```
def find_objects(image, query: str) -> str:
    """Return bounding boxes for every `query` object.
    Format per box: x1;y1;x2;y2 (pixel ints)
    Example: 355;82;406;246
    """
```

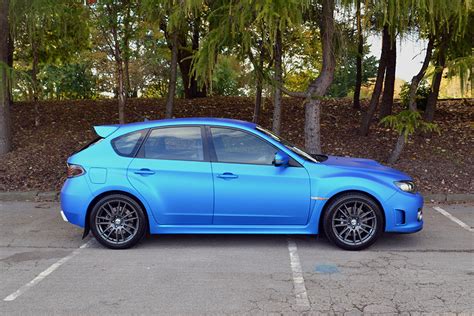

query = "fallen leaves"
0;97;472;194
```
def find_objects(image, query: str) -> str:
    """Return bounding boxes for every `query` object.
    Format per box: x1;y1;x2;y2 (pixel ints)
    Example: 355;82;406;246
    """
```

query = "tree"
379;32;396;118
143;0;202;117
90;0;135;124
359;24;389;136
381;0;470;163
352;0;363;109
272;27;283;134
0;0;12;155
278;0;336;154
424;12;473;122
11;0;89;125
382;38;435;163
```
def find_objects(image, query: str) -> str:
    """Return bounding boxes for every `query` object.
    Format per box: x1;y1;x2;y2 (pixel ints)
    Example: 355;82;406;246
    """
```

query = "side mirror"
273;151;289;167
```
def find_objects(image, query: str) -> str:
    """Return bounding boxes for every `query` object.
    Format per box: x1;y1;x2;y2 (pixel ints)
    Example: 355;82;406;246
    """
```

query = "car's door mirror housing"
273;151;290;167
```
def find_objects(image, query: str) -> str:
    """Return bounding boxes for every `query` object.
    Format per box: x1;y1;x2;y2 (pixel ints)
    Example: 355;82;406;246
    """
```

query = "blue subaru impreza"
60;118;423;250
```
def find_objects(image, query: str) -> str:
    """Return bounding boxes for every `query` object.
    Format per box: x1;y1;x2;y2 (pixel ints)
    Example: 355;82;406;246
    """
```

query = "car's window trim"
135;125;209;162
205;125;302;167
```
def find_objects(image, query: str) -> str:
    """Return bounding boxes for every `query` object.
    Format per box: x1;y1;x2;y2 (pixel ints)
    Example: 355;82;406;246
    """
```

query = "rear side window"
112;130;146;157
140;127;204;161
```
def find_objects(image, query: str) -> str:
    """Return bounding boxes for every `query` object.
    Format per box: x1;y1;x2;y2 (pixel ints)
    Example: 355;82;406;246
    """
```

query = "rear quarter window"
111;130;147;157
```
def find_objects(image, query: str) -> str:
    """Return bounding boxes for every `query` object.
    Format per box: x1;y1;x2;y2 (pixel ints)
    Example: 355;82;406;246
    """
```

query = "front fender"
307;174;397;233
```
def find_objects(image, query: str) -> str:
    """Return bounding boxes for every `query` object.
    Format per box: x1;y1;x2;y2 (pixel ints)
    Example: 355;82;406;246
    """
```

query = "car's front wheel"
90;194;146;249
323;193;384;250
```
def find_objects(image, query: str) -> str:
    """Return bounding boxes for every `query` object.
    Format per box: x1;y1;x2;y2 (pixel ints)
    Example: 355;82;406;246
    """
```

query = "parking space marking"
433;206;474;233
287;238;310;310
3;241;91;302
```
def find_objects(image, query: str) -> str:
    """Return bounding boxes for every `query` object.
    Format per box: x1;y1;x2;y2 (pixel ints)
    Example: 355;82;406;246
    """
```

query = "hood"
321;155;410;179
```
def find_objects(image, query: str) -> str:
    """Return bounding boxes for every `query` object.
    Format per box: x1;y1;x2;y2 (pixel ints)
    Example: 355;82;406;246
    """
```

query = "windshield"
256;126;326;163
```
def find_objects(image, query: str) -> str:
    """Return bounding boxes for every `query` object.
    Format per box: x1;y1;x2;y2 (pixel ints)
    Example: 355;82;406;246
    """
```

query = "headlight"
394;180;416;193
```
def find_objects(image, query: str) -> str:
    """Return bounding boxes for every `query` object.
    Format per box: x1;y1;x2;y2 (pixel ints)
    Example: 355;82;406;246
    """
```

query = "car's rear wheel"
323;193;383;250
90;194;146;249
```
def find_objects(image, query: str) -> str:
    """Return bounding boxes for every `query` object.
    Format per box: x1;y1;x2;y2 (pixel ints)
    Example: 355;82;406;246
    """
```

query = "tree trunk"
387;133;405;164
272;28;282;134
305;98;322;154
7;32;13;104
359;25;389;136
165;31;178;119
253;38;265;123
380;37;396;117
407;38;434;111
0;0;11;155
177;17;207;99
424;47;446;122
352;0;363;110
124;55;131;98
304;0;335;154
386;39;434;163
111;21;126;124
32;38;40;127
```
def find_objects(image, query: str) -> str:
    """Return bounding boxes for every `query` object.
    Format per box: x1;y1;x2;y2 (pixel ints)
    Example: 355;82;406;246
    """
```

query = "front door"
209;127;311;225
127;126;214;225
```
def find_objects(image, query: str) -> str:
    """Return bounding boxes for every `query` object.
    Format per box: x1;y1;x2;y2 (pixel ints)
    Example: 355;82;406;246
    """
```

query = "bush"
399;81;431;111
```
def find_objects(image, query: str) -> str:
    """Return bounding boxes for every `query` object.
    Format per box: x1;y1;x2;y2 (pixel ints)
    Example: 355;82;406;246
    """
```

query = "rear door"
127;126;214;225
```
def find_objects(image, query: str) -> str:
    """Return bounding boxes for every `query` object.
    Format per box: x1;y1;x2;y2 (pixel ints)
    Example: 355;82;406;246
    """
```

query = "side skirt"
149;225;317;235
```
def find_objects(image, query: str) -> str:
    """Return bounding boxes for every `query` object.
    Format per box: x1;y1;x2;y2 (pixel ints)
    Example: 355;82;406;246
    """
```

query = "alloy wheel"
95;200;140;245
331;200;377;246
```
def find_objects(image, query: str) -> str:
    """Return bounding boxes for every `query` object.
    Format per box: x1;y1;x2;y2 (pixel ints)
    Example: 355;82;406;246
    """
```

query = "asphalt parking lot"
0;201;473;315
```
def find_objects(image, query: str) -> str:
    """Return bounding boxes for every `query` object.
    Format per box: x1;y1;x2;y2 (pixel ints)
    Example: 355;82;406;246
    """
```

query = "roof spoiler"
93;125;119;138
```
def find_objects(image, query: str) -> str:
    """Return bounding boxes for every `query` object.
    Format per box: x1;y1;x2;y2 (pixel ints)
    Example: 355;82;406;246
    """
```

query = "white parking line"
287;238;310;310
3;241;91;302
433;206;473;233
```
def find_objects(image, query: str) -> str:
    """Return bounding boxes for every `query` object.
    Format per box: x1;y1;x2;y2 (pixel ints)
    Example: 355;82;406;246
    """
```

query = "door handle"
134;168;155;176
217;172;239;179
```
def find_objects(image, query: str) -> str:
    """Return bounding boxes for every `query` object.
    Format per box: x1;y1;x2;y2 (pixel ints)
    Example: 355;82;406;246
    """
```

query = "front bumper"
384;191;424;233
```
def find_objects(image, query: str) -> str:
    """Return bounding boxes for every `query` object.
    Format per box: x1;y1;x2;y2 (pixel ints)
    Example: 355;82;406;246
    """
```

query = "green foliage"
399;81;431;111
11;0;90;64
328;55;378;98
192;0;307;87
211;56;243;96
40;64;96;100
380;110;439;141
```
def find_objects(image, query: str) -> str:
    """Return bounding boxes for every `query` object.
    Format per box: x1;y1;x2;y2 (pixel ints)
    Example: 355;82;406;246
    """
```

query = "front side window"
112;131;146;157
141;126;204;161
210;127;277;165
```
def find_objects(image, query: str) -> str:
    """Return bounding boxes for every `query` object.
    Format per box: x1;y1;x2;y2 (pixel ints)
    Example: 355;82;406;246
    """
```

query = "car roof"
111;117;257;135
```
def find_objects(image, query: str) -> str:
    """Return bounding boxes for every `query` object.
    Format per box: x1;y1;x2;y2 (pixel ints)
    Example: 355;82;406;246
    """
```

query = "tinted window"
112;131;145;157
211;127;277;165
142;127;204;161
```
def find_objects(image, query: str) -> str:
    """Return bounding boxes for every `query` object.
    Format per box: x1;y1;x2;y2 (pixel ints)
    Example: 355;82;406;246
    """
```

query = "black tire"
90;194;147;249
323;193;384;250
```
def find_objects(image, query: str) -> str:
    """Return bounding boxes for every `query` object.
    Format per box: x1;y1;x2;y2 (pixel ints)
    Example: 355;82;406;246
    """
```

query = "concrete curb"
423;193;474;203
0;191;59;202
0;191;472;203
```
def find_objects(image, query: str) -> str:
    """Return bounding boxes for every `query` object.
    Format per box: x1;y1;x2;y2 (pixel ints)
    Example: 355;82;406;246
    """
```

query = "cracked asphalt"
0;201;473;315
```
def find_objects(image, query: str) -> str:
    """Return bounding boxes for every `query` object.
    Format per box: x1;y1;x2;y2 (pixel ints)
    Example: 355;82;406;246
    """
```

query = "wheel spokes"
332;200;377;245
96;200;139;244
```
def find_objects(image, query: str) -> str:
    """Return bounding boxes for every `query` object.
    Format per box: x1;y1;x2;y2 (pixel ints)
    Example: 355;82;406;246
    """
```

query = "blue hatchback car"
61;118;423;250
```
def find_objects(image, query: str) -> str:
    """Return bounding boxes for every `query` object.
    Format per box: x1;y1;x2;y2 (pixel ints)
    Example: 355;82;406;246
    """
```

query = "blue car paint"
60;118;423;236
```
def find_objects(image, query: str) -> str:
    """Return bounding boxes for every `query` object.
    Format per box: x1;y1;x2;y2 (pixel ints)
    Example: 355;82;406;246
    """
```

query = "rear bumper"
60;176;93;228
384;191;423;233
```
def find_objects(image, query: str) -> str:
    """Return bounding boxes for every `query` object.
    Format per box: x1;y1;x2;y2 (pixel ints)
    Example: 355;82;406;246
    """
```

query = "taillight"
67;164;85;178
